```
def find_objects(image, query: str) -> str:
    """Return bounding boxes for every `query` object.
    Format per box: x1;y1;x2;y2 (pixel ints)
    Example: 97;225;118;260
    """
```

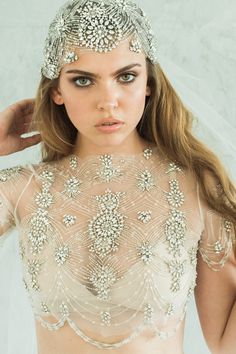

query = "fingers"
19;134;42;151
7;98;35;120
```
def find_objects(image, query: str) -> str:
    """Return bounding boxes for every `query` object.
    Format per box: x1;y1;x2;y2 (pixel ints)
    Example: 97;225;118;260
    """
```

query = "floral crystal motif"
137;169;155;192
64;51;78;64
138;210;152;224
96;155;121;182
89;264;117;301
166;162;182;174
35;190;53;209
88;189;125;257
144;303;154;325
166;179;184;208
69;156;78;170
143;148;153;160
55;245;70;265
214;240;224;254
28;259;42;291
164;209;186;256
64;176;81;198
0;166;22;182
137;241;154;265
63;214;77;227
28;209;50;255
168;261;186;293
101;310;111;326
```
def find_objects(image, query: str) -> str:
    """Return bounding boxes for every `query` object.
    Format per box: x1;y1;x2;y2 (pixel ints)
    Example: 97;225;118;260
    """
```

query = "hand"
0;99;41;156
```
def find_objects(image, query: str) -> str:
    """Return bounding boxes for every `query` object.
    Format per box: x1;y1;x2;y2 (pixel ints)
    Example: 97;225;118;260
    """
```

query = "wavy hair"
32;60;236;254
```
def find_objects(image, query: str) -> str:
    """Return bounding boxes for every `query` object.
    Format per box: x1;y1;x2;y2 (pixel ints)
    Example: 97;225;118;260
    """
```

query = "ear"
51;87;64;105
146;85;151;96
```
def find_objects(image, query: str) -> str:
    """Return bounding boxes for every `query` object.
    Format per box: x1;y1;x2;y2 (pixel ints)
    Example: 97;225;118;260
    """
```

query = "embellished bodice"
0;148;232;349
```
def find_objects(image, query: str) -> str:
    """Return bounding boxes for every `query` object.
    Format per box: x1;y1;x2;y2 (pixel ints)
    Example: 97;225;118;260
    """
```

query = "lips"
95;118;124;127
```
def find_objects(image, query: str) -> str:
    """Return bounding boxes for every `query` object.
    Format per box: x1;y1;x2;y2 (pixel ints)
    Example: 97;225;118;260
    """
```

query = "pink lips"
95;118;124;134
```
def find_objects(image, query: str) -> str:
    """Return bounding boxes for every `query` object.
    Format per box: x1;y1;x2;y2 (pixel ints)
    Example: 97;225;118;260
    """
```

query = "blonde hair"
33;60;236;254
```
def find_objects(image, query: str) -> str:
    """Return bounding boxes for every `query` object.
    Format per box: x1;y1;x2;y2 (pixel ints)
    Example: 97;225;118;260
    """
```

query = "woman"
0;0;235;353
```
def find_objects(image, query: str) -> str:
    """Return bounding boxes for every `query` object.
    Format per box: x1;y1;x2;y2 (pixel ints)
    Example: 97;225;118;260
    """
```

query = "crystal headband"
41;0;158;79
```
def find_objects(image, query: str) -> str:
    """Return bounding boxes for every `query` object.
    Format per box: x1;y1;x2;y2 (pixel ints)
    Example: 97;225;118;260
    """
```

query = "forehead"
61;38;147;74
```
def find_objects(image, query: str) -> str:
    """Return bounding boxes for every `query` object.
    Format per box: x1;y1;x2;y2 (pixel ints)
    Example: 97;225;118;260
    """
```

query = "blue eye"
73;77;92;87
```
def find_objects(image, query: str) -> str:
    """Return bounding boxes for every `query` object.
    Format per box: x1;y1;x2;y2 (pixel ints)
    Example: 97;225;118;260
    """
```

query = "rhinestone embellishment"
28;209;50;254
144;304;154;325
88;190;125;257
143;148;153;160
164;209;186;256
96;155;121;182
69;156;78;170
0;166;22;182
138;210;152;224
166;180;184;208
166;162;182;174
55;245;70;265
137;169;155;191
168;261;186;293
28;260;41;291
64;176;81;198
137;241;154;265
63;214;77;227
101;311;111;326
89;264;117;301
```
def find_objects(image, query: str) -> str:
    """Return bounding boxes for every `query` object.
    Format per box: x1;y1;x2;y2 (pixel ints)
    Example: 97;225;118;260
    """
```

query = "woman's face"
52;38;151;156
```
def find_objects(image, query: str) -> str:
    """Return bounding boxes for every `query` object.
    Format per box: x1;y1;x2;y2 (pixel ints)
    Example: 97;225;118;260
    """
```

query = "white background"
0;1;236;353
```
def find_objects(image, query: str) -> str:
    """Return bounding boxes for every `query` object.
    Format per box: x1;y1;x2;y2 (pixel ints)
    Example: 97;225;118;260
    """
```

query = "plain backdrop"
0;1;236;353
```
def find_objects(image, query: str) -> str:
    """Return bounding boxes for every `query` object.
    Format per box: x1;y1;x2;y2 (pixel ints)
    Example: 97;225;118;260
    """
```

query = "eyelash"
71;72;137;88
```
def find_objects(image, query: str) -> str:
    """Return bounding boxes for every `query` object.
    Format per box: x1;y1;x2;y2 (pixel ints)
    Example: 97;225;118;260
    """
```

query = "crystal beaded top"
0;148;232;349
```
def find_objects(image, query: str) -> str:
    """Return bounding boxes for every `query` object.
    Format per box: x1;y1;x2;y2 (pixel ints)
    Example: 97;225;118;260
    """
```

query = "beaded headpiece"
41;0;158;79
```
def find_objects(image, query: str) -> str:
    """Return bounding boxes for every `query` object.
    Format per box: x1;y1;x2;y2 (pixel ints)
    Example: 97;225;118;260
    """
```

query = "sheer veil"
0;1;235;353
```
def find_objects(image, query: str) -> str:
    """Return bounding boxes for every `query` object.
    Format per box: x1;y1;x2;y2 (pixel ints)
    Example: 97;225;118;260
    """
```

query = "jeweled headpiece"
41;0;158;79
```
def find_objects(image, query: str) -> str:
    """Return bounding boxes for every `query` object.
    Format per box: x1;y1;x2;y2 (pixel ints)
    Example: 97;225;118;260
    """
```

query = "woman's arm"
195;250;236;354
0;99;41;156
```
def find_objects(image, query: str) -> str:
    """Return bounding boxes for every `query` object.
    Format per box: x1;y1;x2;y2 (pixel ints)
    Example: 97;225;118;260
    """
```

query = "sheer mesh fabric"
0;148;233;349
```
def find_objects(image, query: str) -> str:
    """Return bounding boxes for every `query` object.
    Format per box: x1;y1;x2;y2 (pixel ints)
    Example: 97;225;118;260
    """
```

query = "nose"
96;85;119;111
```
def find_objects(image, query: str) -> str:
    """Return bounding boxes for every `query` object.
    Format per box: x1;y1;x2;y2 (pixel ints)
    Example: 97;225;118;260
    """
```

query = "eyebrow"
65;63;142;77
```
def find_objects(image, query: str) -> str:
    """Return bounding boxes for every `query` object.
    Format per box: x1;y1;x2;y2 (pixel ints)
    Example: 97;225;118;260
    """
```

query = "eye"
119;73;136;83
72;77;93;87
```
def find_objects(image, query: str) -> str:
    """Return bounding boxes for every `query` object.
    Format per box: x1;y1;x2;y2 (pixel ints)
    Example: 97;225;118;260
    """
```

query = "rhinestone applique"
41;302;50;314
166;180;184;208
143;148;153;160
60;302;70;317
137;241;154;265
101;311;111;326
88;190;125;257
96;155;121;182
35;191;53;209
168;261;186;293
188;247;197;266
214;240;224;254
28;209;50;254
55;245;70;266
64;52;78;64
64;176;81;198
0;166;22;182
69;156;78;170
137;169;155;192
164;209;186;256
63;214;77;227
166;162;182;174
144;304;154;325
89;264;117;301
138;210;152;224
166;303;174;316
224;220;232;233
28;260;42;291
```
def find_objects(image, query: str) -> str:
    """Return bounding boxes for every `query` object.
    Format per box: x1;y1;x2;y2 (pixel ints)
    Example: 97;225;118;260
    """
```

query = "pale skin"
0;39;235;354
